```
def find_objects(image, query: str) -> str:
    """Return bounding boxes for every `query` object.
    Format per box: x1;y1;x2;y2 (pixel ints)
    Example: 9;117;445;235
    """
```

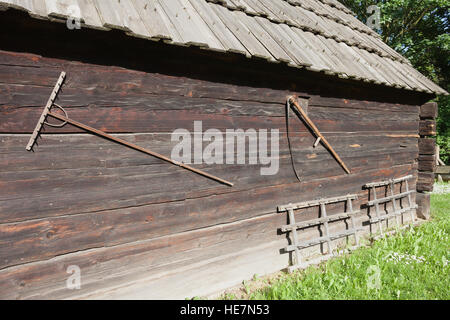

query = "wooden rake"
26;72;233;187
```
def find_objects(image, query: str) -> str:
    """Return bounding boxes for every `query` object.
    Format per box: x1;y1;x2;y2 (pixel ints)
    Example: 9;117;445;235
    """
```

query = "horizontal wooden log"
0;50;423;114
0;131;418;176
0;148;418;226
0;197;413;300
0;132;418;223
418;172;435;182
418;138;436;155
0;105;419;134
0;83;419;122
0;164;416;270
436;166;450;174
417;172;435;192
416;182;433;193
420;102;438;119
419;120;436;136
418;155;436;172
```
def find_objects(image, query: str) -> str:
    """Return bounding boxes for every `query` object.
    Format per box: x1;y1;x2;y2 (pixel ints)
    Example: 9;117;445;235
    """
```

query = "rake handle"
48;112;234;187
288;97;351;174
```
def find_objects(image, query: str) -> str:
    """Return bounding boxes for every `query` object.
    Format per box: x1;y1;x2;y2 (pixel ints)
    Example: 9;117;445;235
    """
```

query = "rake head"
26;72;66;151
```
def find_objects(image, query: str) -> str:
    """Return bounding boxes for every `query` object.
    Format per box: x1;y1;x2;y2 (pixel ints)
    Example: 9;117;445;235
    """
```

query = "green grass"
225;192;450;300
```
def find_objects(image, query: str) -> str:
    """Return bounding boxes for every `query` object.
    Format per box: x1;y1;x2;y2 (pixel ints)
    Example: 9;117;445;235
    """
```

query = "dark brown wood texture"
420;102;438;119
417;101;438;192
419;120;437;136
0;11;428;298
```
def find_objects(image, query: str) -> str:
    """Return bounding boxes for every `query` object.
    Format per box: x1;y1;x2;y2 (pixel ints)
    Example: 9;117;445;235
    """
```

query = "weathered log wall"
0;12;431;299
415;102;438;219
417;102;438;192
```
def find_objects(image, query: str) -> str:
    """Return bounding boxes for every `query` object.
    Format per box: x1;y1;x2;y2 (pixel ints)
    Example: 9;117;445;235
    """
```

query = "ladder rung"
364;175;414;188
285;228;362;252
281;210;361;232
278;194;358;212
370;205;418;223
367;190;415;206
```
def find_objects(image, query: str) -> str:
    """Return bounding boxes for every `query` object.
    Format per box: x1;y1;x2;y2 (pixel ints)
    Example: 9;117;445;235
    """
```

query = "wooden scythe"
287;96;351;174
26;72;234;187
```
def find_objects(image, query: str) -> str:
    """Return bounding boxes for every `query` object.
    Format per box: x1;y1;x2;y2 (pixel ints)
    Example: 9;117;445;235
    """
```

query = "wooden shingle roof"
1;0;447;95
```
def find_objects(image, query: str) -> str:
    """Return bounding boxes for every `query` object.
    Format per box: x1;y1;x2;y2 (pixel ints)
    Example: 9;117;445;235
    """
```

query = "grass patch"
223;192;449;300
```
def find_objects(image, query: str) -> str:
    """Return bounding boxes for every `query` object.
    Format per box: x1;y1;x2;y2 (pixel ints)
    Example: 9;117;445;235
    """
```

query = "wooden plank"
0;137;418;224
186;0;248;54
418;138;436;155
280;25;330;72
0;105;420;134
419;120;436;136
210;4;273;60
0;164;416;268
238;11;293;64
115;0;153;39
0;49;426;109
254;17;313;68
132;0;172;40
0;82;421;117
418;172;435;192
158;0;211;48
0;209;373;300
46;0;82;20
418;155;436;172
420;102;438;119
91;0;131;31
436;166;450;174
417;182;433;192
178;0;226;51
75;0;106;29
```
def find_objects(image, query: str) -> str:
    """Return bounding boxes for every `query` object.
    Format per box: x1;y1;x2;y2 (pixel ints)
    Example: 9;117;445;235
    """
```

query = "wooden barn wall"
0;11;432;299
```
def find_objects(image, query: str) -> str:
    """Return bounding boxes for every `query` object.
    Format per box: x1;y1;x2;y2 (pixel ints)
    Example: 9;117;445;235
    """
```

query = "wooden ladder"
365;175;417;237
278;194;361;273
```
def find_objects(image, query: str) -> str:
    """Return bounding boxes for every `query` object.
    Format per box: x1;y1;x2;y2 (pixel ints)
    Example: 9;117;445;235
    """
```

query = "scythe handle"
288;96;351;174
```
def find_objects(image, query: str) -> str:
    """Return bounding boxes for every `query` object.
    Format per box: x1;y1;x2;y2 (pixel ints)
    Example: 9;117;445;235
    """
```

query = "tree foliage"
339;0;450;163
